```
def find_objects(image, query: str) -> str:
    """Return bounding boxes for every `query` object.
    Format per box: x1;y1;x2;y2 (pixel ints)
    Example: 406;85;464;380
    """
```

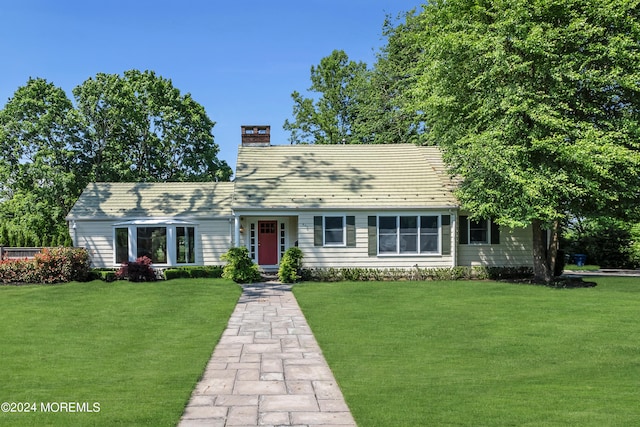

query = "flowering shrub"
0;247;91;284
116;256;156;282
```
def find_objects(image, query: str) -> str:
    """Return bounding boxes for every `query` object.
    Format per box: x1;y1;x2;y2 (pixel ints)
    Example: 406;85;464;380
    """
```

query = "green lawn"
564;264;601;271
294;277;640;426
0;279;241;426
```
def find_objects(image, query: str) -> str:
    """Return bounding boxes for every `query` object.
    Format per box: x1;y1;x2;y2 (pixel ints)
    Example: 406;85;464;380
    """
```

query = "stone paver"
179;282;357;427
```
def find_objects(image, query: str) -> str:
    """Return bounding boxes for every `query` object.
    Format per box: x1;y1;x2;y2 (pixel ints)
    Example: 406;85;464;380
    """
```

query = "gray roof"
67;182;235;220
232;144;458;210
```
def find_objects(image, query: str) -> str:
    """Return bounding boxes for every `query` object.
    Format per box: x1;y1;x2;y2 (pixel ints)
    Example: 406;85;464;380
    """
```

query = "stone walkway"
179;282;357;427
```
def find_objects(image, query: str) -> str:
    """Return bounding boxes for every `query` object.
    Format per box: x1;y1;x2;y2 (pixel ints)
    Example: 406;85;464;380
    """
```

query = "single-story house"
67;125;533;270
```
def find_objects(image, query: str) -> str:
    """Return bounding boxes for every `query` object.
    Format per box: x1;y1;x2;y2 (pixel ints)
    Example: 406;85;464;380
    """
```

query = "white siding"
73;218;233;268
298;211;455;269
457;224;533;267
73;220;114;268
199;219;235;265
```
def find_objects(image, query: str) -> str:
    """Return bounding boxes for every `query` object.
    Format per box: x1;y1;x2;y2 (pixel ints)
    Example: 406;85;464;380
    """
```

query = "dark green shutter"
441;215;451;255
346;216;356;247
368;216;377;256
459;215;468;244
314;216;323;246
491;220;500;244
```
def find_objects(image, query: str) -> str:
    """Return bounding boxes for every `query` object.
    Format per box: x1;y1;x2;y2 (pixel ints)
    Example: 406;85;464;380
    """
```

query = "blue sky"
0;0;422;174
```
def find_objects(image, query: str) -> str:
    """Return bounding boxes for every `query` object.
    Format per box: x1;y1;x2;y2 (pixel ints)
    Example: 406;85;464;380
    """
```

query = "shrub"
89;269;118;282
221;247;261;283
116;256;156;282
278;247;304;283
0;247;91;284
299;266;533;283
34;247;92;283
163;266;223;280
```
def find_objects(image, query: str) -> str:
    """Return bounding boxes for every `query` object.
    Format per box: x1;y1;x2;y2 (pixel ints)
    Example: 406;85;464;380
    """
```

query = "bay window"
114;221;197;265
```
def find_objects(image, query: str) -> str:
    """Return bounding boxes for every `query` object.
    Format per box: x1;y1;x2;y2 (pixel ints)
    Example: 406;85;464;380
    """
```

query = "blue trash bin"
573;254;586;267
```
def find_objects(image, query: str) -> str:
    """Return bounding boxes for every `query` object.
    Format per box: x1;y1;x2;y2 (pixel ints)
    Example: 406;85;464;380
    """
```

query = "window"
115;228;129;263
314;216;355;247
378;215;440;255
137;227;167;263
176;226;195;264
378;217;398;253
113;221;197;265
469;219;488;244
324;216;345;246
420;216;439;253
459;216;499;245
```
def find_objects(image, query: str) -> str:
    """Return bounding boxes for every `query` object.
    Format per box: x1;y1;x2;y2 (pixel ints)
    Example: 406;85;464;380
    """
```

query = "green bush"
300;266;532;282
163;266;223;280
0;247;91;284
563;217;639;268
221;247;261;283
278;247;304;283
87;269;119;282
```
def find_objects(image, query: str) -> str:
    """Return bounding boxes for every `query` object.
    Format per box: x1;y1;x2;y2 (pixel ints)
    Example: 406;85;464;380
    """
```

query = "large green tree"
73;69;231;182
350;10;425;144
284;50;368;144
0;78;81;245
409;0;640;281
0;70;232;246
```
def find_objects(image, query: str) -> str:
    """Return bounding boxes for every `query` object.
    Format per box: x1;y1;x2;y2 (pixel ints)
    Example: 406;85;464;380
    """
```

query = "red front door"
258;221;278;265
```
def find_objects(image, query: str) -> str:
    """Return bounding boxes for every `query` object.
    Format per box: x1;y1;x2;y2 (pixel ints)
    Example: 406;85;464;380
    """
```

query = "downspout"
233;214;241;247
451;212;457;267
70;220;77;247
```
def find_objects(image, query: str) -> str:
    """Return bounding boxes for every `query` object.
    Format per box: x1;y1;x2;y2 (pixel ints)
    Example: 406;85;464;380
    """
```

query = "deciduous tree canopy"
0;71;231;246
284;1;640;281
408;0;640;280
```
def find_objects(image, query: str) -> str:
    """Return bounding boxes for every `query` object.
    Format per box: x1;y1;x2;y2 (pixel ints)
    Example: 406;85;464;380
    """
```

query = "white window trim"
467;218;491;245
377;215;442;256
113;220;199;266
323;215;346;247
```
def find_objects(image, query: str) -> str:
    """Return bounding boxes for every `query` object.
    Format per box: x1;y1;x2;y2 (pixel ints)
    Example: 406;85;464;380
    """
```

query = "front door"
258;221;278;265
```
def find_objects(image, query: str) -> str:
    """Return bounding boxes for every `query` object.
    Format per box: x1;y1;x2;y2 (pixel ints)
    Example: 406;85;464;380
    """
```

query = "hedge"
0;247;91;284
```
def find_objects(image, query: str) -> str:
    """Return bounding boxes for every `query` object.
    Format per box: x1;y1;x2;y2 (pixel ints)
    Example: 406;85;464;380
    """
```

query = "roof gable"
233;144;457;209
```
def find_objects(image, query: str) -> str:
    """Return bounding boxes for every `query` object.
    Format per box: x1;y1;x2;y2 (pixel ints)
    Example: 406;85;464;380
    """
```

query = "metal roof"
66;182;235;220
232;144;458;210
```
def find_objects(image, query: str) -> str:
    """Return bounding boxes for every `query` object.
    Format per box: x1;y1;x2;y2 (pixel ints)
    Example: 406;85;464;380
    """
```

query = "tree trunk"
532;219;552;282
547;220;560;277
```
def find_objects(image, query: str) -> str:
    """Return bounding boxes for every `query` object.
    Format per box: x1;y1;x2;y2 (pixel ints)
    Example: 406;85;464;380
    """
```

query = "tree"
284;50;368;144
350;10;425;144
408;0;640;281
0;78;82;244
0;71;232;247
73;69;232;182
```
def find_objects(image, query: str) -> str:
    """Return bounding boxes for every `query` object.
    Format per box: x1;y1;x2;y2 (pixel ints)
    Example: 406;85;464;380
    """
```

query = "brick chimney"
241;125;270;146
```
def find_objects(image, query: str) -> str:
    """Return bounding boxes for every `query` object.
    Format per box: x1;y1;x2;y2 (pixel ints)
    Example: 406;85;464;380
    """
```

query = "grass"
0;279;241;426
294;277;640;426
564;264;601;271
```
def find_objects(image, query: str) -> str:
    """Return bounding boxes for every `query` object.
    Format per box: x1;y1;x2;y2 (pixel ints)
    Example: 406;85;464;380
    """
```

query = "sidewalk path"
179;282;357;427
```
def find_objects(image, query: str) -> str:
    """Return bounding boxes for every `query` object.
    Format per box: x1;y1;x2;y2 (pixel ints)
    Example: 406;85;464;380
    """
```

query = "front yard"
2;276;638;426
294;277;640;426
0;279;241;426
